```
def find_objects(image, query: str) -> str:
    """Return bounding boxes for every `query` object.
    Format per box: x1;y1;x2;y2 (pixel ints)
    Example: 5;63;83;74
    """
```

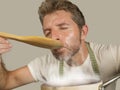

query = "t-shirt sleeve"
27;54;51;82
110;44;120;72
28;57;41;82
90;42;120;74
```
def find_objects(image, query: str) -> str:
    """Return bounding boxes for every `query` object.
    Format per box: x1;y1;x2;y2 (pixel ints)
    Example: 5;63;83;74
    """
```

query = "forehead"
43;10;73;28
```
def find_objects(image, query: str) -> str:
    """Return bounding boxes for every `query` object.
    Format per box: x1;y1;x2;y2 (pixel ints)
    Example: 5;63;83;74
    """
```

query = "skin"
0;10;89;89
0;34;35;89
43;10;88;65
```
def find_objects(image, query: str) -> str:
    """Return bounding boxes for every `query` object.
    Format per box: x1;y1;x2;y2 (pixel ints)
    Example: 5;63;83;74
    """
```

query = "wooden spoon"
0;32;63;49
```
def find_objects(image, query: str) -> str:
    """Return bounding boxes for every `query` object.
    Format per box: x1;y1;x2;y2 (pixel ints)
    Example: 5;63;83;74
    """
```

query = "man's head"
38;0;85;30
38;0;88;62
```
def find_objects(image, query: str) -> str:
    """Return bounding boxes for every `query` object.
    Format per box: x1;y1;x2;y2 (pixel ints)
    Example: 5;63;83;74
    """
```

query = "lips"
52;47;66;55
54;47;63;53
52;43;71;55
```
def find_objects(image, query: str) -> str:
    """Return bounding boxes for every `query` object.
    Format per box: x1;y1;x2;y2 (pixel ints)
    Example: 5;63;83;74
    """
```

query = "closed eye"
44;29;51;37
56;23;69;30
59;27;68;30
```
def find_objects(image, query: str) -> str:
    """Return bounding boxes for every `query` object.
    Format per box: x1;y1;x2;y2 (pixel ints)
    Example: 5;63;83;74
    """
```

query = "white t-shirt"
28;42;120;90
28;44;100;86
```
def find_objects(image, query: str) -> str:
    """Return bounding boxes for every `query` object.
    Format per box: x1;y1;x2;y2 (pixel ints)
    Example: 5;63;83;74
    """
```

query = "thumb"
0;54;3;64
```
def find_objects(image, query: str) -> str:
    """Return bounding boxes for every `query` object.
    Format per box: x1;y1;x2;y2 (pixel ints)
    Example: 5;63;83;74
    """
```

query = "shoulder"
89;42;119;54
88;41;120;64
27;53;59;81
28;53;59;67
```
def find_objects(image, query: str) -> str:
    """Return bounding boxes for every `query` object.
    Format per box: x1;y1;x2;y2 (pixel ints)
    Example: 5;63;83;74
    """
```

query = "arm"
3;67;35;89
0;37;35;90
0;60;35;89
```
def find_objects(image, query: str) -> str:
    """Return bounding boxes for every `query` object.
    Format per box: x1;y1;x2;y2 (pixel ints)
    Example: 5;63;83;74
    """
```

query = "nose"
51;30;60;41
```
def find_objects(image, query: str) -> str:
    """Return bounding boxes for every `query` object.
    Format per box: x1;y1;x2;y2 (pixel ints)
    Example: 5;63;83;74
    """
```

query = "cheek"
65;33;80;48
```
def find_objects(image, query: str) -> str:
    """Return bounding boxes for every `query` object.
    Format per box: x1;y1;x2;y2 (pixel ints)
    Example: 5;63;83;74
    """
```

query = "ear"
81;25;88;40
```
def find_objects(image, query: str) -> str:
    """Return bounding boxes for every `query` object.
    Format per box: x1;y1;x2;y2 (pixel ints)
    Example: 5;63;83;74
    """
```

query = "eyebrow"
43;23;70;31
56;23;69;27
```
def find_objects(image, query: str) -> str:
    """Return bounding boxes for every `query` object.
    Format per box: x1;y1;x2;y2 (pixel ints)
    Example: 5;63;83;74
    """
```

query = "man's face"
43;10;82;61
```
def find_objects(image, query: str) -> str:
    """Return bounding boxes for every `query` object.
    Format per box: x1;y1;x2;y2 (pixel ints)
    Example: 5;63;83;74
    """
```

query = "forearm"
0;56;8;89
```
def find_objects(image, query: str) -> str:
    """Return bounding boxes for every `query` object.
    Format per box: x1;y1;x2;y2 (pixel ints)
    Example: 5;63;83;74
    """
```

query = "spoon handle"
0;32;62;49
0;32;22;40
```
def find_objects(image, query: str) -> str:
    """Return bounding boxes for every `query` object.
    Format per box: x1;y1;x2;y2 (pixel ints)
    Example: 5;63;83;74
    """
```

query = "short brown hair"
38;0;85;29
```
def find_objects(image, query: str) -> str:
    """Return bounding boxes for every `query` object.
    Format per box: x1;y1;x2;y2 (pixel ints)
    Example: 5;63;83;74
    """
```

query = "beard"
51;44;80;63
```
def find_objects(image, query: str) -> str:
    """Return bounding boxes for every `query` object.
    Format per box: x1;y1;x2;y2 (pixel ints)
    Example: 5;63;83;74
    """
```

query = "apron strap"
59;42;100;76
59;60;64;76
86;42;120;90
86;42;100;75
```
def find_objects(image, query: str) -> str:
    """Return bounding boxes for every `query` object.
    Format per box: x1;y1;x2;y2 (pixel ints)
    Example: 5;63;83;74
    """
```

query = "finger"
0;43;12;54
0;48;11;54
0;43;12;49
0;37;9;44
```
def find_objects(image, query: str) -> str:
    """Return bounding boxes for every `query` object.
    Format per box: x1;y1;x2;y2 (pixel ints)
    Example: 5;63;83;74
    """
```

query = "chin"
52;51;72;62
52;45;79;62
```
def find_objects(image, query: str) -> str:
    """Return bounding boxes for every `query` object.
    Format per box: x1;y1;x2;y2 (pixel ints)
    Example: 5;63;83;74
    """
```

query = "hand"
0;37;12;54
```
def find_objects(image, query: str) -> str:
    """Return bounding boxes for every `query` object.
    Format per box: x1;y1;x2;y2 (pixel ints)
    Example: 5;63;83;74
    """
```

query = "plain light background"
0;0;120;90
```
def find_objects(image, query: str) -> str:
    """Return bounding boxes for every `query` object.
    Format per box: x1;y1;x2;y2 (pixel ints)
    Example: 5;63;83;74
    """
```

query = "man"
0;0;120;90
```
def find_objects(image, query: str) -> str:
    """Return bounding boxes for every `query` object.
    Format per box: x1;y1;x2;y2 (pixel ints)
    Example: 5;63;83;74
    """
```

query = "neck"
67;41;88;66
